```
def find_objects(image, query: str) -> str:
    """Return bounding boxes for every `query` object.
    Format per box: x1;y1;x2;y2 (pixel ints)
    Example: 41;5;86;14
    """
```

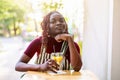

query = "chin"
58;32;64;34
56;31;62;34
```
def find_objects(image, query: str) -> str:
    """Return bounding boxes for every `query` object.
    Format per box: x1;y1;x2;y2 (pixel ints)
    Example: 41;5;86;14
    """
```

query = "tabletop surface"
20;70;99;80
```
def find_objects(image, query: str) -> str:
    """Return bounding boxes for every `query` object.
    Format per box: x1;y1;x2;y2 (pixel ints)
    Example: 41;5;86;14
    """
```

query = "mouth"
56;25;64;30
57;28;63;31
55;25;66;34
56;26;63;30
55;28;64;34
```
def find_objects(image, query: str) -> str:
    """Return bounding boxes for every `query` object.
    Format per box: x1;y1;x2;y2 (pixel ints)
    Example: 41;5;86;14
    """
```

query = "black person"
15;11;82;72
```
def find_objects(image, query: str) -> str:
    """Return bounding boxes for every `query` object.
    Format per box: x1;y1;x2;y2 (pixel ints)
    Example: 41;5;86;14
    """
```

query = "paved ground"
0;36;30;80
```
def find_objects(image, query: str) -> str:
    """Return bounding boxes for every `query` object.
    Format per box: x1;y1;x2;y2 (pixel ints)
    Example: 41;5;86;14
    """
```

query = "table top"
20;70;99;80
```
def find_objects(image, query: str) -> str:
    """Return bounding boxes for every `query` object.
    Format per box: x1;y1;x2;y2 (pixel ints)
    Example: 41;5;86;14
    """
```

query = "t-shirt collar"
48;37;63;44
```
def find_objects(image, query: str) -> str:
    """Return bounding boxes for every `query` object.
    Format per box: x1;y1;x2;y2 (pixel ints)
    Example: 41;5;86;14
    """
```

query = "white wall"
111;0;120;80
82;0;110;80
82;0;120;80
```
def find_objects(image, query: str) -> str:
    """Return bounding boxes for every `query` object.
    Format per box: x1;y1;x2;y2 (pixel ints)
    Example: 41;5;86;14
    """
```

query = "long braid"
36;12;52;64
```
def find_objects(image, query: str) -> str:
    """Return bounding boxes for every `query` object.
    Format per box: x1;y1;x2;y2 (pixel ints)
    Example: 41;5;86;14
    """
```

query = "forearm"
67;37;82;71
15;62;39;72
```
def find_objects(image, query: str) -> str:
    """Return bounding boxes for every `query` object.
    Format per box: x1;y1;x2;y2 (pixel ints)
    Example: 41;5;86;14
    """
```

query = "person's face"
49;12;67;37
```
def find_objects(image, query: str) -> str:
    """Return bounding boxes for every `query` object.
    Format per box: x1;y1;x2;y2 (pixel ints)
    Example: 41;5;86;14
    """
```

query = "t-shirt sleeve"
24;37;41;58
74;42;80;54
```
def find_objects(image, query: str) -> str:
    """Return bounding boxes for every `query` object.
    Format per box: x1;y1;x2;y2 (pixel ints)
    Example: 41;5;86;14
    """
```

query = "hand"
55;33;74;42
39;59;59;73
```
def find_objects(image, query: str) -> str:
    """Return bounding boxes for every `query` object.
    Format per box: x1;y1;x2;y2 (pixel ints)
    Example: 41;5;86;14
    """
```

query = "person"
15;11;82;73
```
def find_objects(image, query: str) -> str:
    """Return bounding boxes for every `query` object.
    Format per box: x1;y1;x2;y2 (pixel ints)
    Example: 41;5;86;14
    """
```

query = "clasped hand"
55;33;74;42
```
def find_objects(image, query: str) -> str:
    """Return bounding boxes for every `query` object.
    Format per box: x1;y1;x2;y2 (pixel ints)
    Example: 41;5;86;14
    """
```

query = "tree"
26;0;64;34
39;0;63;14
0;0;25;36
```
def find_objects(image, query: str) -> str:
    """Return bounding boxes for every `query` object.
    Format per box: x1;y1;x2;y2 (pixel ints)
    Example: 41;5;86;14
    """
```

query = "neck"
50;34;56;38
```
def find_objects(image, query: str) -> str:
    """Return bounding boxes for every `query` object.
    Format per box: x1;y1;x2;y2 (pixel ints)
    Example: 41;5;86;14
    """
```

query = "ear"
65;23;68;33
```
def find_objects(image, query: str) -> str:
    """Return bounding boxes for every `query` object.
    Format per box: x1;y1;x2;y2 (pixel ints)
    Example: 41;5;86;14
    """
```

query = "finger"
57;39;62;42
49;67;57;73
47;59;54;64
52;65;59;70
48;64;52;69
48;61;59;71
47;59;51;62
52;60;59;67
55;38;62;42
55;35;62;41
48;64;57;73
48;60;59;69
48;61;52;65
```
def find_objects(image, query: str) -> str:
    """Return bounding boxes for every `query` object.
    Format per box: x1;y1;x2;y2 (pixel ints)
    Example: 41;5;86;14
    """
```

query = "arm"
15;54;39;72
15;38;41;72
15;54;59;72
67;37;82;71
55;34;82;71
15;37;59;72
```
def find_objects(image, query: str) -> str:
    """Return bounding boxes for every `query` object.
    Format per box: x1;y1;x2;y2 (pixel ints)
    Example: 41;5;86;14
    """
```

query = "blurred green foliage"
0;0;26;37
78;41;83;55
40;0;63;14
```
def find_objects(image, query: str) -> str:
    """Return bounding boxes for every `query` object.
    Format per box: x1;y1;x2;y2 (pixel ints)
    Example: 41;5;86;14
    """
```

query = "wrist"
66;34;73;41
36;64;41;71
67;36;73;42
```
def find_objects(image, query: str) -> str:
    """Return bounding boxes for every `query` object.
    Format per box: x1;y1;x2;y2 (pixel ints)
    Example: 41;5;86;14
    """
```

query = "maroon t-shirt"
24;36;80;62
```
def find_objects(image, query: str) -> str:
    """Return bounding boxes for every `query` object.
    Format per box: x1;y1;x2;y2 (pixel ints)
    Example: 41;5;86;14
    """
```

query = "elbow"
79;61;83;71
15;62;21;71
15;63;19;71
74;61;83;71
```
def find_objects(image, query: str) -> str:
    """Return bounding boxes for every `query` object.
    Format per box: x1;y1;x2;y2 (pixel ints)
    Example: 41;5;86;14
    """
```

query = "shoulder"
74;41;80;52
74;42;79;47
30;36;42;45
34;36;42;41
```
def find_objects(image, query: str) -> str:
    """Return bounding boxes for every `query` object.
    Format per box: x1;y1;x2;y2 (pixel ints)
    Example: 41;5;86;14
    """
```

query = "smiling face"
49;12;67;37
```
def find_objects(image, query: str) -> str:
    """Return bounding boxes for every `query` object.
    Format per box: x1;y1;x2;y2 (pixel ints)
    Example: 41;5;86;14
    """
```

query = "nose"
56;21;61;25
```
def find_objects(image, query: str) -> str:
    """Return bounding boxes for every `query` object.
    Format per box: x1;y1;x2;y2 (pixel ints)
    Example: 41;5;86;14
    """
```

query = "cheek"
49;24;55;33
49;24;55;28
